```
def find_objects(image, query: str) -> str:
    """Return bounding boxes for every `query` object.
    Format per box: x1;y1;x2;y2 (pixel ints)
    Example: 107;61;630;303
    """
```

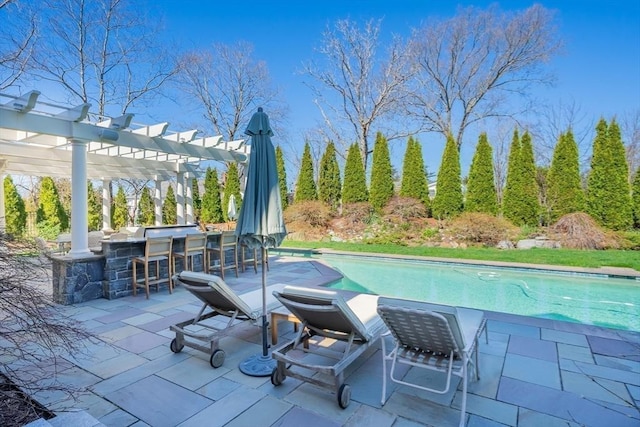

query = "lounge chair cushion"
279;285;382;341
377;296;484;353
177;271;284;320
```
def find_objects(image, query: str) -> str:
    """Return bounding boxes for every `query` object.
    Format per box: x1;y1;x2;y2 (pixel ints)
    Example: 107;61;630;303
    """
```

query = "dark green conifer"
191;177;202;220
432;134;463;219
201;167;224;224
137;186;155;225
632;166;640;228
87;181;102;231
112;185;129;229
276;146;289;210
369;132;394;211
400;136;430;210
36;176;69;231
465;133;498;215
318;141;342;210
162;185;177;225
502;129;539;226
223;163;242;221
294;142;318;202
546;130;585;223
4;175;27;236
587;119;633;230
342;143;369;204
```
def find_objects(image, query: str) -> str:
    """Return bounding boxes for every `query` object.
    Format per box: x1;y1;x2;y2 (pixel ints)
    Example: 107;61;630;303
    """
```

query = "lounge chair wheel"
270;367;285;386
210;349;225;368
170;338;184;353
338;384;351;409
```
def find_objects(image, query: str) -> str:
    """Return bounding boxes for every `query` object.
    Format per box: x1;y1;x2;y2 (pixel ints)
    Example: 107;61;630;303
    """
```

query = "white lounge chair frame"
377;297;488;427
270;286;386;408
170;271;285;368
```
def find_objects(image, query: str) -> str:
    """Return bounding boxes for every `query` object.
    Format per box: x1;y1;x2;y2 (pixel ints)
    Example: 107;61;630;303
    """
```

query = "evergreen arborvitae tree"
112;185;129;229
318;141;342;210
137;186;155;225
162;185;177;225
87;181;102;231
518;131;541;226
464;133;498;215
546;130;585;223
502;129;538;226
432;134;463;219
36;176;69;232
201;167;224;224
223;162;242;221
276;146;288;210
369;132;395;211
400;136;430;210
191;177;202;220
294;142;318;202
4;175;27;236
587;119;633;230
632;166;640;228
342;143;369;204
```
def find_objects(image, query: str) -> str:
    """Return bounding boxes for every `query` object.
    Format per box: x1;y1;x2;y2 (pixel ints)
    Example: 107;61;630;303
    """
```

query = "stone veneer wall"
51;234;234;304
51;254;105;305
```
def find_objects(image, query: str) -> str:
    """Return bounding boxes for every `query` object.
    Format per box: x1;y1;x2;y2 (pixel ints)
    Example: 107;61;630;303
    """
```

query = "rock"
496;240;514;249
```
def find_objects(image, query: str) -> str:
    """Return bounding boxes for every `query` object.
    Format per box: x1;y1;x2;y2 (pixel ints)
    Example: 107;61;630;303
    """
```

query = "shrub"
448;213;519;246
342;202;376;225
284;200;332;232
382;196;427;222
549;212;620;249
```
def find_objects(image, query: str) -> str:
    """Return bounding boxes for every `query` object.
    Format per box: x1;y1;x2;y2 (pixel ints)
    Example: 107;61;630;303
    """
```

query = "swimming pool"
318;253;640;332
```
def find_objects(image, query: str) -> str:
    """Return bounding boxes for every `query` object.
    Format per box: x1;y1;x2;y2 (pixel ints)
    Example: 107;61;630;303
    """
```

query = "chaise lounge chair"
170;271;285;368
376;297;488;427
270;286;387;408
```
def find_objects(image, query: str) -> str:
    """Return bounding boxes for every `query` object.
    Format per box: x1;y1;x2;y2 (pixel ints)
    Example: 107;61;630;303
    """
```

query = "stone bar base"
51;254;105;305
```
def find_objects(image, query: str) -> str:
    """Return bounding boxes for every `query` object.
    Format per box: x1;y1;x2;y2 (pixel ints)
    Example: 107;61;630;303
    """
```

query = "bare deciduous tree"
621;110;640;179
30;0;179;118
0;0;37;90
0;234;94;427
303;18;413;169
406;4;561;150
176;41;285;142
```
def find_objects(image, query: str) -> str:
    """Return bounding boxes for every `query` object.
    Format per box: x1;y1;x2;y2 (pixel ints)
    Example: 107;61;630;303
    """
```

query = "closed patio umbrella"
236;107;287;376
227;194;237;230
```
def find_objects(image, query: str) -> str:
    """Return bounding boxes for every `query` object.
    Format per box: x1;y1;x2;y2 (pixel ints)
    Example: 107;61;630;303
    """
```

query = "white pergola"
0;90;249;258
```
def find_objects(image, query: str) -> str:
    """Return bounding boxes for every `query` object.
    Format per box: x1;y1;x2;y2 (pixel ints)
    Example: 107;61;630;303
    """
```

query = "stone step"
24;410;106;427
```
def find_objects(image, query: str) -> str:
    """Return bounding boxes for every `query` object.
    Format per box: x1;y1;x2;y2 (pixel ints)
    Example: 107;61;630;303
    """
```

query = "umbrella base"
239;353;276;377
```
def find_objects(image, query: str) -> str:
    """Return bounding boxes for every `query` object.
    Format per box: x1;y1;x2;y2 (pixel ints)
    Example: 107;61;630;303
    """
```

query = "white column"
0;171;5;232
185;174;194;224
102;178;112;231
176;172;185;225
154;177;162;225
68;139;91;258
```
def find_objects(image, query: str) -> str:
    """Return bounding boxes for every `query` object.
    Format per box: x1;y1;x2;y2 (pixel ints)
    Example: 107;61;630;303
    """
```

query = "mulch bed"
0;373;55;427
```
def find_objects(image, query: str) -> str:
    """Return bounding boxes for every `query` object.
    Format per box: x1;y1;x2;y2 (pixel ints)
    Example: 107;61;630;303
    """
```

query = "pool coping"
279;247;640;281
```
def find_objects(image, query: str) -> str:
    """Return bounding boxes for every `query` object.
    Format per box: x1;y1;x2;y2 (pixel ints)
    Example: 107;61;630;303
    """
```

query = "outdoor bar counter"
50;225;222;305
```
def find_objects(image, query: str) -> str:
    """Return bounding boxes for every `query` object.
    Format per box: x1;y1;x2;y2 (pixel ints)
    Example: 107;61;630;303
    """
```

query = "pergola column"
0;165;5;232
176;171;185;225
68;139;90;258
154;177;162;225
102;178;112;231
185;174;194;224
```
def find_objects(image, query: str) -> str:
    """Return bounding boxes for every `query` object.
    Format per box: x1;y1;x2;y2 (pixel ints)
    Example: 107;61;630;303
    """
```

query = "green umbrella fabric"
235;107;287;249
235;107;287;376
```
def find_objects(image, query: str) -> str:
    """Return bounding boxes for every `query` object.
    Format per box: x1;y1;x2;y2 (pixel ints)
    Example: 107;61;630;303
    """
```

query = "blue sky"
153;1;640;181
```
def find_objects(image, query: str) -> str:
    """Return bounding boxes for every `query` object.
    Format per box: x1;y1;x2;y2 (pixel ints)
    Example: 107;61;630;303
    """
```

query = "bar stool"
241;246;269;273
207;230;238;280
132;236;173;299
172;232;208;274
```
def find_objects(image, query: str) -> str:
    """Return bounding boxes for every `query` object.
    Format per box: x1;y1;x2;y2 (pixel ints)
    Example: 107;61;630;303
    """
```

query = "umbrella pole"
238;245;276;377
261;246;268;357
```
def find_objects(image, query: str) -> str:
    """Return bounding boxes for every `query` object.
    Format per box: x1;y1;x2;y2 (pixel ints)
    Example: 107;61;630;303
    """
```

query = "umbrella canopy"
235;107;287;377
227;194;237;221
235;107;287;249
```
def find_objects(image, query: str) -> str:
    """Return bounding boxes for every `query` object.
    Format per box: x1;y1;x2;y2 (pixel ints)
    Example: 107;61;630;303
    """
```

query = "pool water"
321;254;640;332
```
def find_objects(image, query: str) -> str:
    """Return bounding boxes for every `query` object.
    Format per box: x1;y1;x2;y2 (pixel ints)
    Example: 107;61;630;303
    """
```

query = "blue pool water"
319;254;640;332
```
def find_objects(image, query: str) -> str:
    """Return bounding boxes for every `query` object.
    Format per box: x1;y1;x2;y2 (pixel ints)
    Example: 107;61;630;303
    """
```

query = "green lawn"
281;240;640;271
